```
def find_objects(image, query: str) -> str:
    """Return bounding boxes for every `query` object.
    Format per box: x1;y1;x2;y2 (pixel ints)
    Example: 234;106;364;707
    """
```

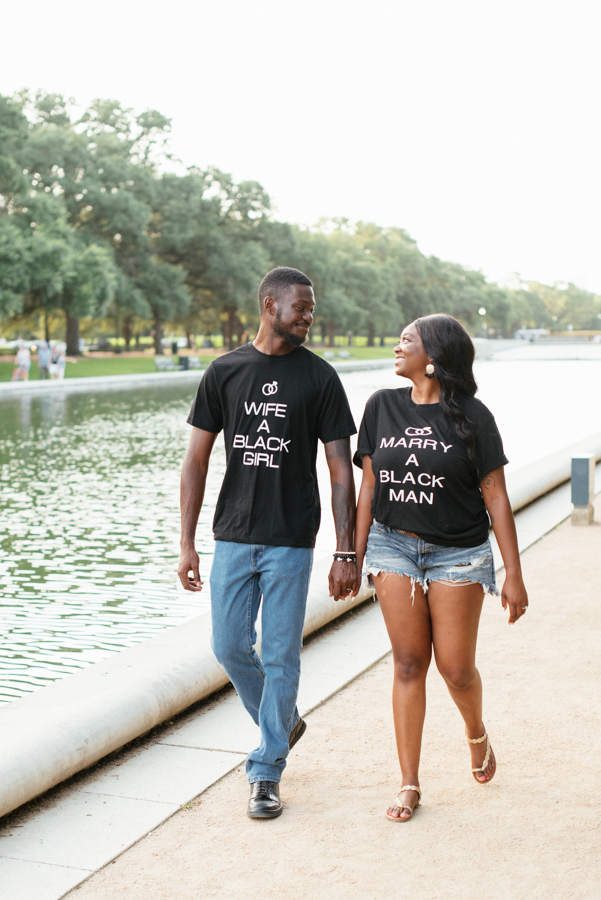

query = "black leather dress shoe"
289;717;307;750
247;781;282;818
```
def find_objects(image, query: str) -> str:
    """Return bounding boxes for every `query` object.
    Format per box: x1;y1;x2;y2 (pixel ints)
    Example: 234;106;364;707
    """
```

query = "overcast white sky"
2;0;600;291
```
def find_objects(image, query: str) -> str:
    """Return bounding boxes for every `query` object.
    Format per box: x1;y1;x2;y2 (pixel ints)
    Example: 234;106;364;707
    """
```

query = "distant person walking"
353;314;528;822
37;342;50;379
13;343;31;381
49;344;60;378
179;267;359;819
57;347;67;380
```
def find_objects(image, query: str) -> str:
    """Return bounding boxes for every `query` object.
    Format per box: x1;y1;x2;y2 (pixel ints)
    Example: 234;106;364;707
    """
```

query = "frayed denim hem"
366;567;426;604
426;576;500;598
367;567;499;603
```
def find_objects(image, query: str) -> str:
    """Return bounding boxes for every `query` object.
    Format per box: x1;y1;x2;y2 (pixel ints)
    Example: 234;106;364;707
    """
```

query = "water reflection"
0;384;224;704
1;359;600;705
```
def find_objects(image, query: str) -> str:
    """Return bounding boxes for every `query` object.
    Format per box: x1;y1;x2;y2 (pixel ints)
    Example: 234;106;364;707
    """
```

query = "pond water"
1;358;600;704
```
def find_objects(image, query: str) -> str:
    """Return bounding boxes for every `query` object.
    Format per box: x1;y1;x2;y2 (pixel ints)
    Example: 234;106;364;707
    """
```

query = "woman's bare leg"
373;573;432;817
427;580;496;782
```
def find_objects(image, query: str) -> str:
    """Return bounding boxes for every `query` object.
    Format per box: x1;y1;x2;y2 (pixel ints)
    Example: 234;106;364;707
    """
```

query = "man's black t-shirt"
353;387;508;548
188;343;356;548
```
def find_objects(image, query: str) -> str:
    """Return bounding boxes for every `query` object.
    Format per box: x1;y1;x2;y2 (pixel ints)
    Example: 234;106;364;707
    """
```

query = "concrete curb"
0;359;393;398
0;370;204;397
2;433;600;820
506;433;601;512
0;558;371;819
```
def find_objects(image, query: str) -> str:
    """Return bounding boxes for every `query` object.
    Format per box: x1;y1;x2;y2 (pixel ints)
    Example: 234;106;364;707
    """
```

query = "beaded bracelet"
333;552;357;562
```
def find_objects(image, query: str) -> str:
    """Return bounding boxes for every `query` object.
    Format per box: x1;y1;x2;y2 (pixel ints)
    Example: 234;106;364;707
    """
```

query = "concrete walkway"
63;494;601;900
0;477;599;899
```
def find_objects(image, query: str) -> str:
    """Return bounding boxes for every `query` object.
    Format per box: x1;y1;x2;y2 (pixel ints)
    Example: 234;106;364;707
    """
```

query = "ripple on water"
2;360;601;705
0;385;223;704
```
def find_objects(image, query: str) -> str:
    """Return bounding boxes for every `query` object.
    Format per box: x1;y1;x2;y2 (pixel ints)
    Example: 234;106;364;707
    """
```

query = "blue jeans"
210;541;313;783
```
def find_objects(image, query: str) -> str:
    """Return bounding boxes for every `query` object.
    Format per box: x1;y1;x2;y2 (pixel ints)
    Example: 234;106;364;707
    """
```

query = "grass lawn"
0;346;393;382
311;345;394;360
0;356;217;382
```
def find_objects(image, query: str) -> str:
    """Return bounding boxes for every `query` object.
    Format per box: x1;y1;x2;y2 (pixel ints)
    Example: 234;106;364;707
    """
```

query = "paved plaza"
64;497;601;900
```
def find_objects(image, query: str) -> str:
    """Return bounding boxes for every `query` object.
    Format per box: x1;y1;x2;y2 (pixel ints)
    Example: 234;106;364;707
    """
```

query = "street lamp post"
478;307;487;338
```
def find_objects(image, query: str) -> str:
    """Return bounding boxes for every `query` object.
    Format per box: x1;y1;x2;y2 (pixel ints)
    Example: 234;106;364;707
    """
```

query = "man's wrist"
333;550;357;563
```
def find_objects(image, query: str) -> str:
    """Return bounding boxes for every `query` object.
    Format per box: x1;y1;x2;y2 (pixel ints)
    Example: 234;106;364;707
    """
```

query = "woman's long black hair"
413;314;479;473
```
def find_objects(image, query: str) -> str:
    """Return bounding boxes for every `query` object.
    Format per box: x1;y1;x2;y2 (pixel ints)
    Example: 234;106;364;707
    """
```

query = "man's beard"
273;309;307;347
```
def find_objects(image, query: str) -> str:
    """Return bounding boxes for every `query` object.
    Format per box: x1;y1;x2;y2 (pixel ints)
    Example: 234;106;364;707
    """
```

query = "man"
179;267;359;818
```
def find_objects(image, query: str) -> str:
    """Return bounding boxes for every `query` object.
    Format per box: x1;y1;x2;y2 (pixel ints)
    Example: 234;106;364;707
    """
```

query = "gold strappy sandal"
467;727;495;783
385;784;421;822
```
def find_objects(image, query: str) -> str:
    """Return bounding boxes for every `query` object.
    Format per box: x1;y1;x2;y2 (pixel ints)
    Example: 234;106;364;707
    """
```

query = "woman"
49;343;60;379
57;347;67;380
14;342;31;381
354;314;528;822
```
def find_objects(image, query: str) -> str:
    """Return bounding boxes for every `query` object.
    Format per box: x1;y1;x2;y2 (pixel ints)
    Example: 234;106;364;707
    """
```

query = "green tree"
19;92;179;347
138;259;190;354
528;281;601;331
0;218;30;318
0;94;29;199
352;223;425;343
153;168;271;349
61;243;118;354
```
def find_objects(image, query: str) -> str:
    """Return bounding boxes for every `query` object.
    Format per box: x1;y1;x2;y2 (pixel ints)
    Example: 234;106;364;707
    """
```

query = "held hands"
501;572;529;624
178;545;203;592
328;559;361;602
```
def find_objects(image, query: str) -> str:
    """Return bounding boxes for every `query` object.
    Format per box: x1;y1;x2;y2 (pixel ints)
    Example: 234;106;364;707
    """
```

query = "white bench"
154;357;177;371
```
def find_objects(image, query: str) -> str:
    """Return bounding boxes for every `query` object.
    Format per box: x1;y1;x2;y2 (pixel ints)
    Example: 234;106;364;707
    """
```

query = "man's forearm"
324;438;357;551
180;456;209;548
355;484;374;563
331;478;356;551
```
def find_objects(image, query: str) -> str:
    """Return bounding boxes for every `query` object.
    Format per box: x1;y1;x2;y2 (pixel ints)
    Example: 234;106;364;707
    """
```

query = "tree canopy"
1;91;598;351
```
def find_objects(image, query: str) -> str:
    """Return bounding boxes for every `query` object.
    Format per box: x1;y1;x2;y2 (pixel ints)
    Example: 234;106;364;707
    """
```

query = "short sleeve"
352;396;377;467
186;364;223;433
315;371;356;444
475;414;508;478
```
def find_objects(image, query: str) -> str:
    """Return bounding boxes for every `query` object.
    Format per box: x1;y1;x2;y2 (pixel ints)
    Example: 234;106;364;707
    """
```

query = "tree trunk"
122;316;134;351
327;321;336;347
153;313;163;355
367;322;375;347
380;335;385;347
223;315;230;351
236;316;245;345
66;314;81;356
44;311;50;344
187;331;194;349
226;308;237;351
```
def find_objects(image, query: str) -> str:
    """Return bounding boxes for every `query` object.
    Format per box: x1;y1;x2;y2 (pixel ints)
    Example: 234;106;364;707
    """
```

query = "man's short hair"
258;267;312;310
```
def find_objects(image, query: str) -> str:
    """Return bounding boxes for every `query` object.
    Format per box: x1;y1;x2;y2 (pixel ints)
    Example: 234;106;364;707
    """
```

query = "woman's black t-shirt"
353;387;508;548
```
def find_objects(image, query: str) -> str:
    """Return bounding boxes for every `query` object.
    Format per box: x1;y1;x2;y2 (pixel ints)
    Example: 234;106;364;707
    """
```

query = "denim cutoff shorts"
365;520;498;599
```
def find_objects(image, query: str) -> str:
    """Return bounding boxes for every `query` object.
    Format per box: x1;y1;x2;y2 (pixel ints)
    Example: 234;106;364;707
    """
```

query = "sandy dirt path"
68;502;601;900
